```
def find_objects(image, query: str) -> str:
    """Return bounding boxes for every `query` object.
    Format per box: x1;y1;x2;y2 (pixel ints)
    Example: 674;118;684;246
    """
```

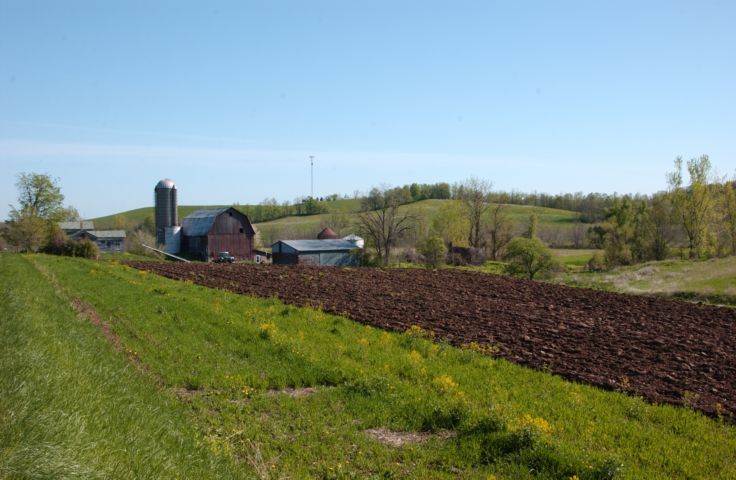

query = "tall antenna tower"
310;155;314;198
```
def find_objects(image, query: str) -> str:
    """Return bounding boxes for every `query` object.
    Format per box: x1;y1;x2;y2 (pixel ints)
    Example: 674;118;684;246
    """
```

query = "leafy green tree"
668;155;717;258
431;200;468;247
525;213;539;239
601;197;636;266
641;194;674;261
503;237;557;280
418;236;447;269
722;181;736;255
12;172;65;220
3;173;66;252
409;183;421;201
137;215;154;235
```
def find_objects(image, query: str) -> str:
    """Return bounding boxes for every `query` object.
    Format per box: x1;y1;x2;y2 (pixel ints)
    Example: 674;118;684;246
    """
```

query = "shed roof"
182;207;255;237
80;230;127;240
60;221;95;231
275;239;360;252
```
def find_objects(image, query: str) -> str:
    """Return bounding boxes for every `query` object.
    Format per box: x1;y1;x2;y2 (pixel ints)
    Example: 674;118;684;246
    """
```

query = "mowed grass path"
0;254;244;479
2;254;735;478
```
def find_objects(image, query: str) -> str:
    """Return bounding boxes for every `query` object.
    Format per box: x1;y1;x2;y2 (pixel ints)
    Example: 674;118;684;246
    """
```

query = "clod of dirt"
365;428;456;447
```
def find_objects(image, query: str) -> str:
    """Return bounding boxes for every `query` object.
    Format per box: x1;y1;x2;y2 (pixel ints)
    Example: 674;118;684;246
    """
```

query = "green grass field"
91;199;364;230
254;200;584;247
2;253;734;478
557;256;736;306
91;199;585;248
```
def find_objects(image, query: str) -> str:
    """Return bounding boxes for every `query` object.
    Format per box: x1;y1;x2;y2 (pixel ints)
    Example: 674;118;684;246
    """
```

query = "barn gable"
181;207;255;260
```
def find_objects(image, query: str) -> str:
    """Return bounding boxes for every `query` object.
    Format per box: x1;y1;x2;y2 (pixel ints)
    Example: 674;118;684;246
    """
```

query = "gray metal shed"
75;230;127;253
271;239;360;266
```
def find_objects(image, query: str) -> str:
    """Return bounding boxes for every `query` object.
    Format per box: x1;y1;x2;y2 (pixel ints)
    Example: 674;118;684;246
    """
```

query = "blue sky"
1;1;734;219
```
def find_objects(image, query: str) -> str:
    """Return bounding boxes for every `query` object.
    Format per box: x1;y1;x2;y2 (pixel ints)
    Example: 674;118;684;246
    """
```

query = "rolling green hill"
254;199;584;247
91;198;587;249
91;198;364;231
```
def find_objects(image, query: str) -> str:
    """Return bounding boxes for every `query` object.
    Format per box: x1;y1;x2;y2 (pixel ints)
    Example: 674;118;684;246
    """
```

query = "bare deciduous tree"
457;178;492;248
486;203;512;260
358;187;415;266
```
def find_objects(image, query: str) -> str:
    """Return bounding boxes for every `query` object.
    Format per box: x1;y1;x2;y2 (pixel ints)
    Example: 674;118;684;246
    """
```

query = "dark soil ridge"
126;261;736;419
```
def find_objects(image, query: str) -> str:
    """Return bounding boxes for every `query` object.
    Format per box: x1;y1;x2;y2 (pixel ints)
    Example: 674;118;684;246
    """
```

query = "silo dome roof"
155;178;176;189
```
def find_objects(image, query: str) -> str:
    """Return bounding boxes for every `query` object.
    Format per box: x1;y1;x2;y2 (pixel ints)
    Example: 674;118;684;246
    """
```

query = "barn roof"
275;239;359;252
182;207;255;237
182;208;229;236
317;227;339;239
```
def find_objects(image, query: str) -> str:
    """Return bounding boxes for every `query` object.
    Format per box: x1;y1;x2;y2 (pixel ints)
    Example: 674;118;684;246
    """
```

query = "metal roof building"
60;221;95;234
272;239;361;266
181;207;255;261
74;230;127;253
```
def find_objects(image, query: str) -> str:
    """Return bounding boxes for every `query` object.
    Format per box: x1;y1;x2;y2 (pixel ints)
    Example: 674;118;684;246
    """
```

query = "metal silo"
154;179;178;246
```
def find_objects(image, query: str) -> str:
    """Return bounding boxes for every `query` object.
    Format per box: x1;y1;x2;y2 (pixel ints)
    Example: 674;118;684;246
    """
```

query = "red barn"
181;207;255;261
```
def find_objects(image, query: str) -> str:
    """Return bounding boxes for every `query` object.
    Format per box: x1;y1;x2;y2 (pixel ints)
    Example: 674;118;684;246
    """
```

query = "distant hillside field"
91;198;363;231
254;200;585;247
91;199;588;249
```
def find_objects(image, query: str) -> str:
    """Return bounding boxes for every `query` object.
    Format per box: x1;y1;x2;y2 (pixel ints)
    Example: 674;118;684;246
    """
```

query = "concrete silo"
154;179;178;247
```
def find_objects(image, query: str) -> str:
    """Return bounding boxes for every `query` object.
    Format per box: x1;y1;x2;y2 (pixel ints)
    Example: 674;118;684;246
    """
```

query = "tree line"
593;155;736;267
355;155;736;274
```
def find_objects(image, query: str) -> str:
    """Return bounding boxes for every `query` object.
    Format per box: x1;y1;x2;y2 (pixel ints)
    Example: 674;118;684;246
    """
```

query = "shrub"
503;237;558;280
64;239;99;259
417;236;446;269
125;229;160;258
42;236;99;259
587;251;607;272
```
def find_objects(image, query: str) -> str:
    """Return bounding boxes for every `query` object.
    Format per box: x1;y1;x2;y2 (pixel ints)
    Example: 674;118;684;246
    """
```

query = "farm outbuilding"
74;230;127;253
181;207;255;261
272;239;360;266
317;227;339;239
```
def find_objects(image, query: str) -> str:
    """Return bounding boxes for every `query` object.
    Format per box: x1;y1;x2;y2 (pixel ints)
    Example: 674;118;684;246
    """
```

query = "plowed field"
127;261;736;418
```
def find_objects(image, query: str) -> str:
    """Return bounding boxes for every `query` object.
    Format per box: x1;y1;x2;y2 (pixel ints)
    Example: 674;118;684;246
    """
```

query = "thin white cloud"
1;120;256;145
0;139;522;169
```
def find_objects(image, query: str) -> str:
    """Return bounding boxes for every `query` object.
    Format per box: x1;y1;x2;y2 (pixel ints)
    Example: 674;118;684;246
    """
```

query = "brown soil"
70;297;123;352
364;428;457;447
126;262;736;419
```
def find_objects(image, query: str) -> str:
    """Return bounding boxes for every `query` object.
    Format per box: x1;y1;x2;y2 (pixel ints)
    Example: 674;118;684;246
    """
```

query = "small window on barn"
239;228;244;233
228;212;232;217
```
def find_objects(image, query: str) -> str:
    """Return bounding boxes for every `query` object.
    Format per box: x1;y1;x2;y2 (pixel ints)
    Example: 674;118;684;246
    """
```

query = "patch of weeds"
259;322;277;340
461;341;500;356
344;375;391;397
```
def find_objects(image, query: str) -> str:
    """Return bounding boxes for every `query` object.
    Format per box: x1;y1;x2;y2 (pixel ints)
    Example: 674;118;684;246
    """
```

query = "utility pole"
310;155;314;198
